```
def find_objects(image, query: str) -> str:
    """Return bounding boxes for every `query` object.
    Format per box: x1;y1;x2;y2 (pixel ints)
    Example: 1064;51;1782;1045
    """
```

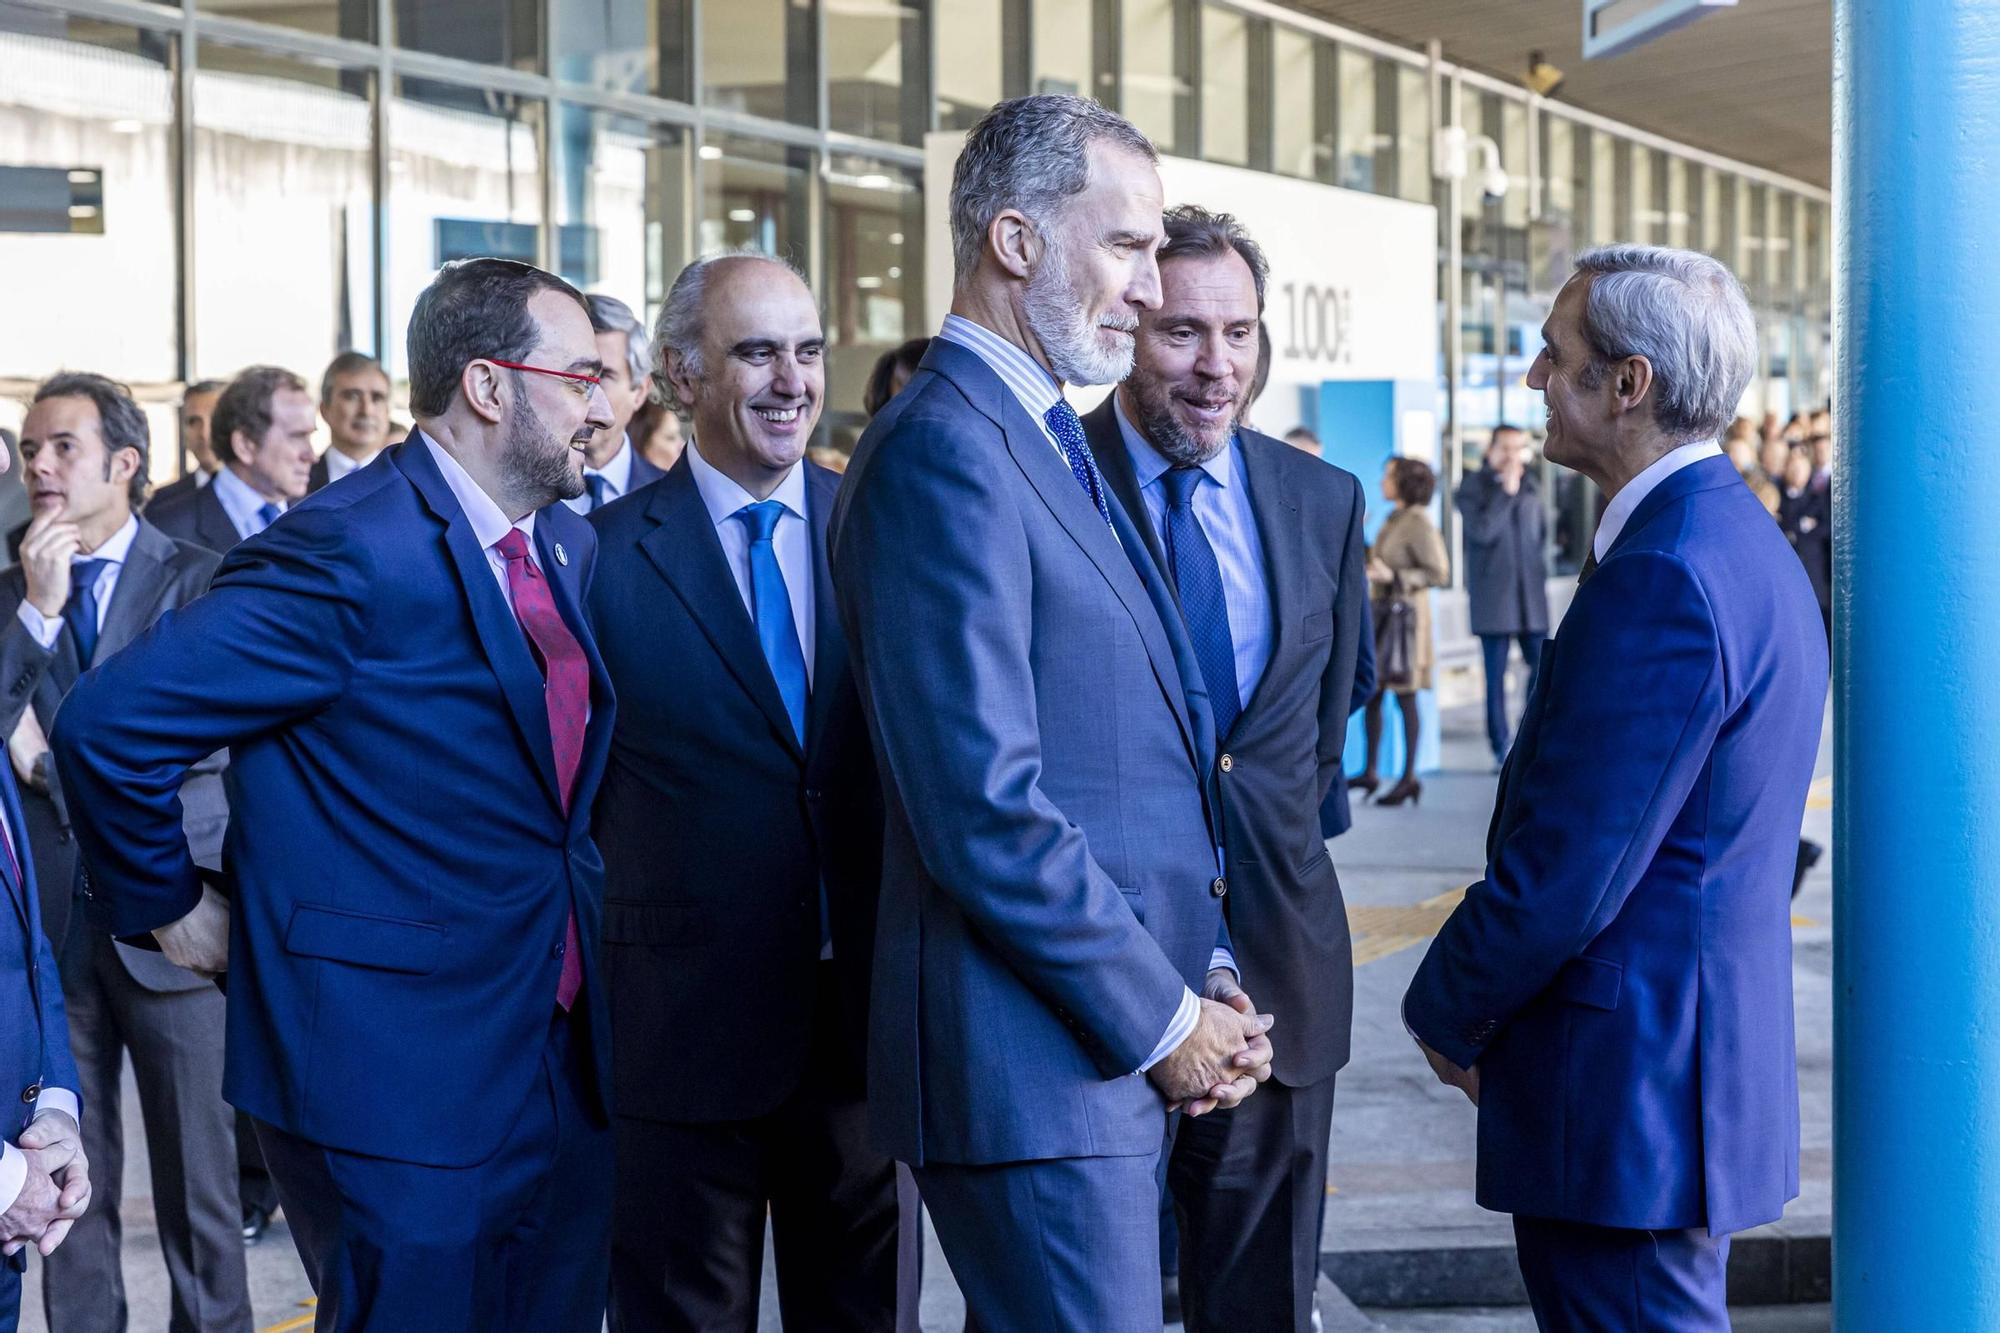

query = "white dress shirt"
563;435;638;516
15;515;140;651
1592;441;1725;561
322;447;368;486
419;433;537;609
682;439;816;684
210;465;286;543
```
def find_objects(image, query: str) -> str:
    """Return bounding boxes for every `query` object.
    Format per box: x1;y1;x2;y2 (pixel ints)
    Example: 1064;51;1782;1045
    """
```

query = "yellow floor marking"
257;1299;317;1333
1806;775;1833;810
1351;888;1820;966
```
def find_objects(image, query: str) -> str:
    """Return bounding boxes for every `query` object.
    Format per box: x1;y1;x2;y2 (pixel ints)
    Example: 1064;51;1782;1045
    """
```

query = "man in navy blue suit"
1403;246;1828;1332
831;95;1275;1331
54;257;621;1333
0;414;91;1332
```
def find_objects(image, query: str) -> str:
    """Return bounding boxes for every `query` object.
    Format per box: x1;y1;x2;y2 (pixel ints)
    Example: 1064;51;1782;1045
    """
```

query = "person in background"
1455;425;1550;769
1283;426;1319;457
566;295;666;514
1778;445;1831;647
806;445;850;474
1352;457;1448;809
146;381;226;512
148;367;315;554
629;400;685;474
308;352;392;493
1;373;248;1333
1726;419;1778;514
861;338;931;419
1809;429;1833;494
1241;321;1272;431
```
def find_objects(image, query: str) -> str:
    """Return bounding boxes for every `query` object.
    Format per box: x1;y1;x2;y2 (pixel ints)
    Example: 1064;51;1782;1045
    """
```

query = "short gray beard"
1021;231;1136;387
1126;370;1235;470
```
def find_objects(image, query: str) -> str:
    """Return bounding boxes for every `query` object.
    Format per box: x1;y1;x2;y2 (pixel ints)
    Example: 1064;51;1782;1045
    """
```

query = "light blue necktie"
1160;466;1241;740
734;501;809;746
583;474;608;512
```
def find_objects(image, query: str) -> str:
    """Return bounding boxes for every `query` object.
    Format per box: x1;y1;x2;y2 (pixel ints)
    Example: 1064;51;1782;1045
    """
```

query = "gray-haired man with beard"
1081;205;1368;1333
830;97;1274;1331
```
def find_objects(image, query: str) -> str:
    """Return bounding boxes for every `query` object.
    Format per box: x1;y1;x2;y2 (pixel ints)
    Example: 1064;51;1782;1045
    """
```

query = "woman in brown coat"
1352;457;1450;808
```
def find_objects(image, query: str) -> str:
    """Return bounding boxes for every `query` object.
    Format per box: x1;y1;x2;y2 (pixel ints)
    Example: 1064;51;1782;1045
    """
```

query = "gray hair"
949;94;1158;285
585;293;651;386
656;249;812;412
650;249;808;414
1572;245;1758;444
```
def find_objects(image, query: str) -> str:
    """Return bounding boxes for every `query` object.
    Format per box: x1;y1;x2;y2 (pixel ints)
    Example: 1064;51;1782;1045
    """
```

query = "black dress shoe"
1792;838;1823;899
1161;1273;1183;1326
242;1204;271;1246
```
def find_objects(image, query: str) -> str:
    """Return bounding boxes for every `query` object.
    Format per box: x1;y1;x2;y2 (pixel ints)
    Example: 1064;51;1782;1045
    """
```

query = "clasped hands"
0;1109;90;1257
1148;969;1276;1117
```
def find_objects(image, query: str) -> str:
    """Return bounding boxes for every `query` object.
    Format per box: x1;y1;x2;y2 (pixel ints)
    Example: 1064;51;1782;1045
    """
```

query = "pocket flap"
1554;955;1623;1011
285;905;442;975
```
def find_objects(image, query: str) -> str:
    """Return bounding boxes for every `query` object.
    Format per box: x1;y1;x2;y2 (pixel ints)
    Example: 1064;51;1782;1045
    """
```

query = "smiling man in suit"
1081;206;1367;1333
831;96;1275;1331
0;373;247;1333
54;257;621;1332
589;252;901;1331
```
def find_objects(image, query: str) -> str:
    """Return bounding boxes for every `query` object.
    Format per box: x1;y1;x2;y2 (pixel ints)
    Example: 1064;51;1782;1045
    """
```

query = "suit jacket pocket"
1553;955;1622;1011
285;904;442;975
1300;607;1335;643
603;898;705;947
1117;885;1145;927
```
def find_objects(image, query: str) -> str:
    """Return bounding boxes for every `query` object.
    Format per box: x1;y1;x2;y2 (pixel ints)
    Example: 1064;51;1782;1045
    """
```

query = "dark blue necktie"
254;502;281;533
1159;467;1241;740
584;474;608;512
735;501;809;746
65;558;109;669
1042;401;1112;526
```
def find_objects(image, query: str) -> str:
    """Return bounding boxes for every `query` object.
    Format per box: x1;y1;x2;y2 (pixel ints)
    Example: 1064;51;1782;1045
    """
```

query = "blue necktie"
583;474;608;512
1042;401;1112;526
65;558;109;669
735;501;809;746
1159;467;1241;740
254;502;281;533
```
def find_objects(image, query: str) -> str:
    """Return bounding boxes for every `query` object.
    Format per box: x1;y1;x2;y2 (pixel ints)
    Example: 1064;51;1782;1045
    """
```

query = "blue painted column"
1835;2;2000;1325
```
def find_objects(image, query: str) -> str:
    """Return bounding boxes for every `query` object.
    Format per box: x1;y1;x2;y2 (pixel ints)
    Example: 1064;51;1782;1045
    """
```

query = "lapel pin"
554;542;569;567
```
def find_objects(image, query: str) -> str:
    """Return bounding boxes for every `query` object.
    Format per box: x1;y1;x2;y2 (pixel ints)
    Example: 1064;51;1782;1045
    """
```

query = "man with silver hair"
565;292;666;513
831;95;1273;1329
1403;246;1828;1331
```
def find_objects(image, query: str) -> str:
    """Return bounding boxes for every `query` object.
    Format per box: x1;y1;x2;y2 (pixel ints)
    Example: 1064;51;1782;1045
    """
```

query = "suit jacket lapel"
534;513;616;822
804;464;847;765
197;486;239;554
638;461;806;763
95;521;178;662
394;444;566;813
1083;398;1171;579
1235;434;1304;724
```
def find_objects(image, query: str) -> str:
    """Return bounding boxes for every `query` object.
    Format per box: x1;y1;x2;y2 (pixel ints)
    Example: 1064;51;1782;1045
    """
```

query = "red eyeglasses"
485;357;603;397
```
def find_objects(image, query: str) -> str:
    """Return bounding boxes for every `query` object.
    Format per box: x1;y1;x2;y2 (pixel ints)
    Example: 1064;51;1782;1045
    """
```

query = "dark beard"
1126;371;1234;470
504;391;587;507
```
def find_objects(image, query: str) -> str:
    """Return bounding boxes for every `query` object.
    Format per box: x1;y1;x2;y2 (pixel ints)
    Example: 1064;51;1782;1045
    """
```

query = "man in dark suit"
1404;247;1827;1331
54;257;621;1332
148;367;316;554
564;295;665;516
307;352;392;493
590;253;900;1330
1082;207;1367;1333
146;381;224;513
831;96;1274;1331
1;373;248;1333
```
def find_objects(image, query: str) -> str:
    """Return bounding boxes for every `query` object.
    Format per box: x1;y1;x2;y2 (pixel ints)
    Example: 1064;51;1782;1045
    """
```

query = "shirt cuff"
33;1088;79;1129
15;599;61;651
1136;986;1201;1075
1208;948;1237;980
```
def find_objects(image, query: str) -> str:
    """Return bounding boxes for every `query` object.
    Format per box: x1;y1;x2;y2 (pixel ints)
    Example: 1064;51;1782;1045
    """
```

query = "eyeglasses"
485;357;603;400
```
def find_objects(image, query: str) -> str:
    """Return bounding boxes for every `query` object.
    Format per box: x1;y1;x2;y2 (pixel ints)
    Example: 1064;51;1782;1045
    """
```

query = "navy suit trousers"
1513;1215;1730;1332
255;1014;612;1333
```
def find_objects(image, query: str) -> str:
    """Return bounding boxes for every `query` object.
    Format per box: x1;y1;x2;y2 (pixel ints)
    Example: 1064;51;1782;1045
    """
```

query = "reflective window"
1664;156;1689;248
822;155;922;444
1394;64;1428;202
1630;145;1657;244
704;0;816;125
1543;115;1576;220
1744;182;1768;300
392;0;539;72
550;0;691;100
1123;0;1186;152
1335;47;1374;193
1201;5;1249;166
1588;129;1616;245
1773;191;1798;303
197;0;373;42
699;135;812;268
553;105;688;327
1271;28;1329;182
829;0;925;143
384;78;545;385
194;44;377;386
936;0;1005;131
1499;99;1528;228
1711;171;1738;271
1032;0;1091;98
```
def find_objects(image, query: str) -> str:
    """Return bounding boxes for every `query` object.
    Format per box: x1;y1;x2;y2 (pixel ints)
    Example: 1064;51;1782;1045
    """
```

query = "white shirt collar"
82;514;140;567
210;464;283;535
588;436;635;495
1593;440;1725;561
684;438;808;530
324;447;372;483
418;430;536;552
1112;391;1232;491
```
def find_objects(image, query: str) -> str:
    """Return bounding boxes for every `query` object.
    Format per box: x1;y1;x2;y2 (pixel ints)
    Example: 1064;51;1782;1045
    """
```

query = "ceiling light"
110;119;143;134
699;145;724;160
728;208;756;222
856;276;884;289
855;173;893;190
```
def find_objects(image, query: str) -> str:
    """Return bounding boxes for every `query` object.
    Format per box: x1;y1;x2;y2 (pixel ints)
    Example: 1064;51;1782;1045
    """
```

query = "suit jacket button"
1210;877;1227;899
1219;754;1233;773
21;1083;39;1104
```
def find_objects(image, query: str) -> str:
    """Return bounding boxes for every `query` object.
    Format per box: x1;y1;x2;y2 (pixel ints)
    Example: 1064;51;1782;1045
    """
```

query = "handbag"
1374;594;1417;688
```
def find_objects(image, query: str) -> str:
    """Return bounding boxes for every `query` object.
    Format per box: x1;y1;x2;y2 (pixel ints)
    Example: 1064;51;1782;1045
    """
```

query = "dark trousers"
608;982;900;1333
237;1111;278;1221
1513;1215;1731;1333
1169;1075;1339;1333
1480;633;1545;761
255;1012;611;1333
43;931;251;1333
1;1253;21;1333
916;1149;1162;1333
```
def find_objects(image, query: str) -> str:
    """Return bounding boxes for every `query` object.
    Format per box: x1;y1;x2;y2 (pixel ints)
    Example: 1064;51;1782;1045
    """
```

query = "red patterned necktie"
494;528;587;1010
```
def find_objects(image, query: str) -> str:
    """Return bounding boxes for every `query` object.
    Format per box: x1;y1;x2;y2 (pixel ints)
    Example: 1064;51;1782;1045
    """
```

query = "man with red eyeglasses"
55;258;621;1332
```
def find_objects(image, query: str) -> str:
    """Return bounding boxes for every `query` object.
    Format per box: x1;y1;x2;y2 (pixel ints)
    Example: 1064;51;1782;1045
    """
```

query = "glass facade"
0;0;1832;481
